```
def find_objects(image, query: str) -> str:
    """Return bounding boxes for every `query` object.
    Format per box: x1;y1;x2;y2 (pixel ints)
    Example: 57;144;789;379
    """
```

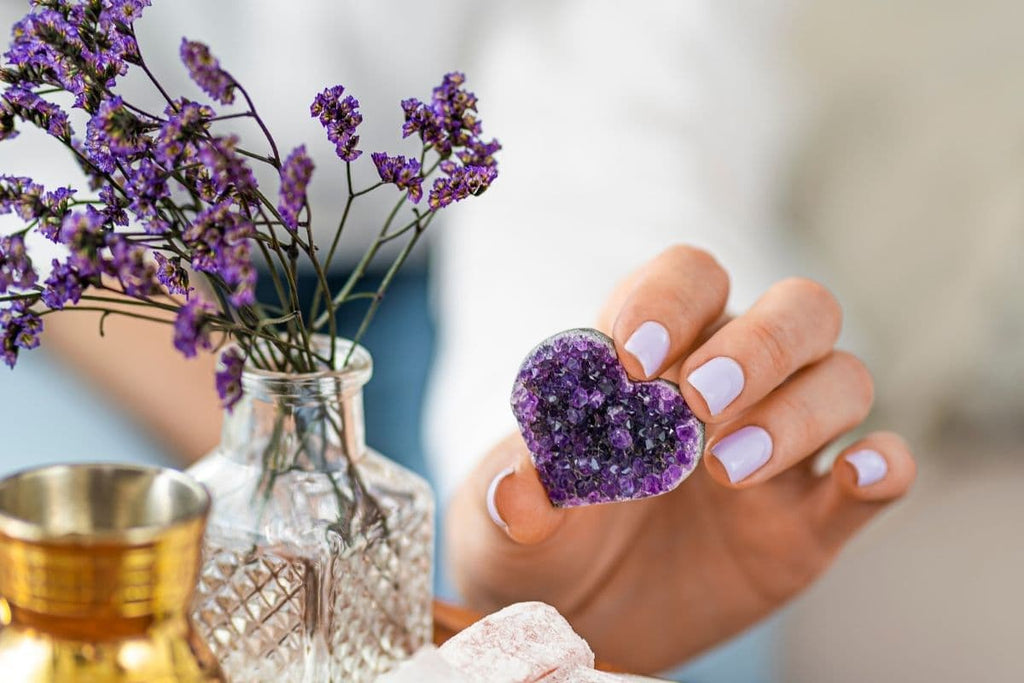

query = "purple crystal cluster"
511;329;704;508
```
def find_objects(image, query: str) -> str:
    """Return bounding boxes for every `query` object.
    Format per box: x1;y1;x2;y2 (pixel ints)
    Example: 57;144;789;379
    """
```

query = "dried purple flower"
173;297;216;358
29;185;77;241
400;72;499;164
457;136;502;169
40;257;86;310
105;234;160;297
183;199;256;307
427;163;498;211
194;135;258;205
102;0;153;28
84;96;153;172
278;145;314;232
123;158;169;232
0;299;42;369
97;184;128;228
5;1;149;111
371;152;423;203
153;252;189;296
0;175;44;221
0;86;71;140
0;233;36;293
215;347;244;411
59;207;109;276
310;85;362;161
400;97;446;154
5;9;88;98
180;39;235;105
154;99;213;167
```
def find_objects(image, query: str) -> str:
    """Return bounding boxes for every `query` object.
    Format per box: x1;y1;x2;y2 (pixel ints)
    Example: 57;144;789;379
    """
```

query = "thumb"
485;437;566;545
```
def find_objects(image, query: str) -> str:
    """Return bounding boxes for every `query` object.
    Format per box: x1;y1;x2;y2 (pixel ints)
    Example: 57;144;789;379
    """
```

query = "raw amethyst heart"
511;328;704;508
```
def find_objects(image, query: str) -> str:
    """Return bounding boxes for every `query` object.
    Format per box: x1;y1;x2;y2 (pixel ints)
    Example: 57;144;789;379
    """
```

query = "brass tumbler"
0;463;225;682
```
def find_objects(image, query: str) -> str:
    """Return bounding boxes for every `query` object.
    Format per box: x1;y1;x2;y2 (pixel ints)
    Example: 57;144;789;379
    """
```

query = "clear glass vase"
187;338;434;682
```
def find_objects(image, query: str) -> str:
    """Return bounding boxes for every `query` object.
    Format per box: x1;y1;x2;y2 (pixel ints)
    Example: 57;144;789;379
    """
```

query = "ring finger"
704;350;875;487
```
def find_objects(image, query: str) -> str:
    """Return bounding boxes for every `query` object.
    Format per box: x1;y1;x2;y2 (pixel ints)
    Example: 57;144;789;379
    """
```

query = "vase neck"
220;340;372;471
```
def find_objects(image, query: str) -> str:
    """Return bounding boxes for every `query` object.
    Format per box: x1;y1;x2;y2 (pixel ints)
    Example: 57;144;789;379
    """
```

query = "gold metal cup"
0;464;225;682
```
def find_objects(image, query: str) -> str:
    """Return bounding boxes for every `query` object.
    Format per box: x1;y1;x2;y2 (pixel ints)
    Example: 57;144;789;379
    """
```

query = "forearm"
43;306;222;465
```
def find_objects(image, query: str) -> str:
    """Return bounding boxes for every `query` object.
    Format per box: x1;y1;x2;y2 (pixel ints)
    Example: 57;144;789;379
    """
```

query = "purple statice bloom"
310;85;362;161
153;99;213;167
0;94;15;141
371;152;423;203
105;234;160;298
0;234;36;293
457;136;502;169
0;87;72;140
41;257;85;310
84;96;153;172
153;252;188;296
400;72;498;160
4;9;88;98
37;186;76;240
173;296;216;358
124;158;169;232
98;0;151;61
0;175;45;221
102;0;153;25
400;97;446;154
58;207;109;276
97;183;128;228
180;39;235;105
0;300;42;369
5;2;148;111
215;347;244;411
194;135;258;206
183;200;256;307
427;163;498;211
278;145;314;232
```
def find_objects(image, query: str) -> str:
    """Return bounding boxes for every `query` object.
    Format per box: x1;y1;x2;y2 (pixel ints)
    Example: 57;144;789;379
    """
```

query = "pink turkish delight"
438;601;595;682
376;646;473;682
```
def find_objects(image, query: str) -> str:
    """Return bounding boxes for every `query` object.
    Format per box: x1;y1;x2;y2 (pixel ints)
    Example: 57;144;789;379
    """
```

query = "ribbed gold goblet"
0;463;224;682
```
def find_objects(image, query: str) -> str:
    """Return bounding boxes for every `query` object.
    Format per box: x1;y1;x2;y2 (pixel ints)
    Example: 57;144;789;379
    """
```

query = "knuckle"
833;351;875;418
780;277;843;339
775;390;821;445
749;317;794;376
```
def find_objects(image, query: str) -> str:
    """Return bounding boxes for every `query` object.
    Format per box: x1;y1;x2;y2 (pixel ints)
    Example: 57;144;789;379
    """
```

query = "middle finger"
680;277;842;423
704;350;875;487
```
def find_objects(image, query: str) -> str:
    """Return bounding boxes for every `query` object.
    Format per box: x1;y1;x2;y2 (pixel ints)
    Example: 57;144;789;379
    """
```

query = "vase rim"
0;463;210;546
237;335;373;401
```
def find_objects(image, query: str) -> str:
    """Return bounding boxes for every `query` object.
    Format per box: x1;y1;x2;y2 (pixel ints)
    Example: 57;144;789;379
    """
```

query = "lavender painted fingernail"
711;426;773;483
687;357;745;416
845;449;887;487
624;321;670;378
486;465;515;530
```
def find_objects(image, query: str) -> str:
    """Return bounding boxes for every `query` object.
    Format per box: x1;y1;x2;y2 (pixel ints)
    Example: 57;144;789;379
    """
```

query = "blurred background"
2;1;1023;681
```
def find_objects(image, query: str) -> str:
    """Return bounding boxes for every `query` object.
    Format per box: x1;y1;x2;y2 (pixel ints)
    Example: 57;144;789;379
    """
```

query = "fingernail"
845;449;887;487
486;465;516;531
687;356;745;416
624;321;670;378
711;426;773;483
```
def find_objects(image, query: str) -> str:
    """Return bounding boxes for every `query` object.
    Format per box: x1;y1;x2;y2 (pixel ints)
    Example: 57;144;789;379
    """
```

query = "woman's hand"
445;245;916;673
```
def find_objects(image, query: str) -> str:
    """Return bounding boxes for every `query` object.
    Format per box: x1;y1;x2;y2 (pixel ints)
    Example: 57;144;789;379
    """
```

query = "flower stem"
312;192;407;332
230;77;281;168
342;212;434;366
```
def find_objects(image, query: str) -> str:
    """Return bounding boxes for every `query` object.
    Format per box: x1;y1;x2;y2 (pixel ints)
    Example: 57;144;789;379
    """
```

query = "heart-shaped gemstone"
511;328;704;508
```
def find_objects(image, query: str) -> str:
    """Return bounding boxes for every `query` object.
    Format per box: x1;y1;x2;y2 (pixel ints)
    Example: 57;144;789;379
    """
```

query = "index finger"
611;245;730;380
